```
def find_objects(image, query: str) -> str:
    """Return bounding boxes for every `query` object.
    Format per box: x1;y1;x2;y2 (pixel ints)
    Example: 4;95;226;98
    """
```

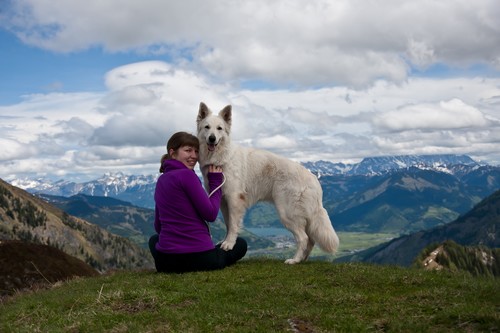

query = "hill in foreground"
1;259;498;332
0;240;99;297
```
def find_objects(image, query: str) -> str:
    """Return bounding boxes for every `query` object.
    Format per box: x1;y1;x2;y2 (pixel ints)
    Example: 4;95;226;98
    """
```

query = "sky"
1;0;500;182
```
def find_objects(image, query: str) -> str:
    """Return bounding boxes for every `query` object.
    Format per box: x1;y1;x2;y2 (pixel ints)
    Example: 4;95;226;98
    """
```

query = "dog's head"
196;102;232;153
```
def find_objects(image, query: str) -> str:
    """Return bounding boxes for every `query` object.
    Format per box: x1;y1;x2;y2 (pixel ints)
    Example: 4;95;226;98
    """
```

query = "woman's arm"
182;169;223;222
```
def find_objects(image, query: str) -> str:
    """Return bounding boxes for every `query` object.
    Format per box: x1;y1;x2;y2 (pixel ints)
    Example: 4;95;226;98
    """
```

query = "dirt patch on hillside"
0;240;99;299
422;245;444;271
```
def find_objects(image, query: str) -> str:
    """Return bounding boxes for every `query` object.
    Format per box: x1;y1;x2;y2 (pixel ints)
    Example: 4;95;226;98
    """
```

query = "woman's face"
170;145;198;170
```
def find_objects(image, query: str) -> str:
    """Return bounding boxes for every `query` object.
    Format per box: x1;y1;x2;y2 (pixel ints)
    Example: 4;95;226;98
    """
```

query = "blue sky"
1;0;500;182
0;28;161;104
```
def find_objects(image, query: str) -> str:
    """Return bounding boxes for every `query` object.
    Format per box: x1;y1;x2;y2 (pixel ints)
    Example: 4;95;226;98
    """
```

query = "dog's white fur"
196;102;339;264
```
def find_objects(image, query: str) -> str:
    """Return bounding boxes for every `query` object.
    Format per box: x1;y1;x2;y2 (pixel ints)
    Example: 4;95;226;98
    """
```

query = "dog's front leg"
219;199;232;248
219;195;245;251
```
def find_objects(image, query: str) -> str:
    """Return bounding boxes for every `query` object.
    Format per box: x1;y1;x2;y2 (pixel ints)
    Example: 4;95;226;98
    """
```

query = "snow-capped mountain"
11;172;157;196
7;154;494;210
11;172;159;209
9;178;76;195
301;160;353;176
303;154;482;176
348;154;480;175
75;172;158;197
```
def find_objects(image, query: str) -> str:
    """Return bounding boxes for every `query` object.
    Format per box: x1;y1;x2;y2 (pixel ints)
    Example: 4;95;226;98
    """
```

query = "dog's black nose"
208;134;216;143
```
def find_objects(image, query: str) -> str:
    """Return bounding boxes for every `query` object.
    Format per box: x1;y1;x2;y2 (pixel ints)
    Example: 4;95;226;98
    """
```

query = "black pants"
148;234;247;273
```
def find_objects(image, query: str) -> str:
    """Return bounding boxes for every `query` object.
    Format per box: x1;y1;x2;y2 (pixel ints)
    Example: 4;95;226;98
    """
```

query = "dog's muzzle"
208;134;217;151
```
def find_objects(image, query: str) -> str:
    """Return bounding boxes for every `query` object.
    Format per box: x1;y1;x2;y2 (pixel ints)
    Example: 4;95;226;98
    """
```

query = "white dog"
196;102;339;264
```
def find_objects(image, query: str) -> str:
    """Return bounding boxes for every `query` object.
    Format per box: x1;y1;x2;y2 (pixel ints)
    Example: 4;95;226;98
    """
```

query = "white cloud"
0;92;104;163
3;0;500;87
373;99;490;131
1;1;500;180
91;61;233;149
104;61;173;92
233;78;500;162
406;39;436;69
1;63;500;181
0;138;34;161
255;135;297;150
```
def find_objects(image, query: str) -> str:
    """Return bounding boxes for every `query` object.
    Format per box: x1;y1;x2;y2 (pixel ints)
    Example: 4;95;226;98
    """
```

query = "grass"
1;259;499;332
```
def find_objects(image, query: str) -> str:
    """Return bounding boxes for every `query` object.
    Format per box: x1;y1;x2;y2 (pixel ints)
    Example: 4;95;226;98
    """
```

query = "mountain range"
10;154;487;207
36;193;156;248
8;154;500;236
11;173;158;209
1;154;499;275
302;154;482;176
319;165;500;233
248;155;500;234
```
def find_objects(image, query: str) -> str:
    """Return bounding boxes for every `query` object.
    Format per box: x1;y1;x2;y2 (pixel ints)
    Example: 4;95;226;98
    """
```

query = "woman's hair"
159;153;169;173
159;132;199;172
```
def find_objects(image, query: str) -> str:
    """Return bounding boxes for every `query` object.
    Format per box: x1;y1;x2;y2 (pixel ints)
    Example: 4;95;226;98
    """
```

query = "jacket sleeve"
183;171;223;222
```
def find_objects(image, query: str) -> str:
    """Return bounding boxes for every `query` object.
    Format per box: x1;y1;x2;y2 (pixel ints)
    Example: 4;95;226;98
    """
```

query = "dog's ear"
219;105;232;127
197;102;211;124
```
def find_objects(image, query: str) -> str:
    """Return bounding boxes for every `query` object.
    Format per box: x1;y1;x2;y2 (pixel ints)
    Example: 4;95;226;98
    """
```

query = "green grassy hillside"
1;259;498;332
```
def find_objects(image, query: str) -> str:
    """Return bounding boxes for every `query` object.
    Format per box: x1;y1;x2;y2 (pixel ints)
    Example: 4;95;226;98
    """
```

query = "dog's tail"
308;207;339;253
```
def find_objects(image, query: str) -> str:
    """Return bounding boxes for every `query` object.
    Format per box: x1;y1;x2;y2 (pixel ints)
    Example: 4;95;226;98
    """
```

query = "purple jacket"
154;159;223;253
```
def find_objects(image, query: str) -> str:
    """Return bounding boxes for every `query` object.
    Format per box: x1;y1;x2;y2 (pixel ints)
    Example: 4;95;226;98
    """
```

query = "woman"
149;131;247;273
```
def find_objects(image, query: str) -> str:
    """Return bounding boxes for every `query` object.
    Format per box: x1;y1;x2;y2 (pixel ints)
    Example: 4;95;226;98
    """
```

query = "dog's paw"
284;258;300;264
220;240;235;251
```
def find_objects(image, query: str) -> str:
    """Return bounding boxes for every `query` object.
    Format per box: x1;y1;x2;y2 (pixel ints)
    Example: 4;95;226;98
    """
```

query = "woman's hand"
208;165;223;173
